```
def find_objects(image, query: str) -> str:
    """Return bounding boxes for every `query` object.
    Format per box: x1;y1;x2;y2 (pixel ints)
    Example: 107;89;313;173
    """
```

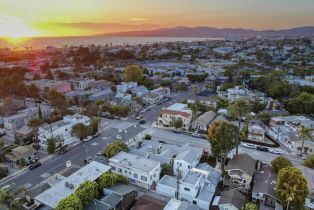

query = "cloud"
129;17;148;22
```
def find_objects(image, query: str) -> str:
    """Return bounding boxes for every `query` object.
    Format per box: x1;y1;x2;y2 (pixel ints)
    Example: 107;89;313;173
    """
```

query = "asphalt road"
0;120;138;190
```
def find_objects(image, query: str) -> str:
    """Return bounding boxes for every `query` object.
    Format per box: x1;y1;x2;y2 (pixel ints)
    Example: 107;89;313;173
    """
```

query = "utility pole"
176;166;181;200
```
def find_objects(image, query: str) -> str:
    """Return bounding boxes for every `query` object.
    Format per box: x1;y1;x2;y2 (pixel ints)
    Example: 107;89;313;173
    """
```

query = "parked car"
271;149;284;155
29;162;42;170
173;130;181;134
83;136;93;142
139;120;146;124
192;133;203;138
58;146;69;154
116;135;122;139
241;143;255;149
256;146;269;152
136;116;142;120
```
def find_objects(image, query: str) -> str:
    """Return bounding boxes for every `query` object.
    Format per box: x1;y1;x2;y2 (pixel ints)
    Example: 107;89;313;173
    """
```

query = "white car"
271;149;285;155
83;136;93;142
241;143;255;149
116;135;122;139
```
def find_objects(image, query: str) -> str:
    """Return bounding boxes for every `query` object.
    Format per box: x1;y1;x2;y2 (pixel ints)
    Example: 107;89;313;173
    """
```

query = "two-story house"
158;103;193;130
173;147;203;176
224;154;256;190
109;152;161;190
38;115;90;149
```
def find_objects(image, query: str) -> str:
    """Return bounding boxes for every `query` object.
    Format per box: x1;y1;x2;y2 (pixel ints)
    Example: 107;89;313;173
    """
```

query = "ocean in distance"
0;36;223;50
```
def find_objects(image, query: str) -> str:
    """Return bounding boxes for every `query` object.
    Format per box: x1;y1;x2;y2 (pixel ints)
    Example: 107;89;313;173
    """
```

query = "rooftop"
252;165;277;198
35;161;110;209
225;154;256;177
109;152;160;173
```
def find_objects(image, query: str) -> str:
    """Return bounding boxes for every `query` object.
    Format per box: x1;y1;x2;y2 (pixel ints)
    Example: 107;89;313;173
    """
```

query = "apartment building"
158;103;193;129
109;152;161;190
38;115;90;149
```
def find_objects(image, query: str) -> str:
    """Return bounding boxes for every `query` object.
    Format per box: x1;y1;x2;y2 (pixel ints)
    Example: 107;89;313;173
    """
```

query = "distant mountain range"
98;26;314;38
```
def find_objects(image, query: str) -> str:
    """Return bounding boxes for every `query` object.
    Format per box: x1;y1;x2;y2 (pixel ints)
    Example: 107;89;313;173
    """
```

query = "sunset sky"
1;0;314;38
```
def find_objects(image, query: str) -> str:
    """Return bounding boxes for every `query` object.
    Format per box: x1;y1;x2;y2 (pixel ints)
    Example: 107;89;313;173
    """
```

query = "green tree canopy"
303;155;314;169
46;89;68;115
271;156;292;173
207;120;240;170
124;65;143;82
47;138;56;154
97;172;128;191
71;123;89;141
286;92;314;115
276;167;308;209
75;181;98;207
173;119;183;129
243;202;258;210
103;141;128;158
56;194;83;210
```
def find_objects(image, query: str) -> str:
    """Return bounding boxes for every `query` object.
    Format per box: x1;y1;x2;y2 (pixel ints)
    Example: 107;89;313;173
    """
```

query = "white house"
173;147;203;176
247;120;267;143
72;78;95;90
151;87;171;101
116;82;137;93
158;103;193;130
38;115;90;149
109;152;161;190
157;163;221;210
3;107;39;137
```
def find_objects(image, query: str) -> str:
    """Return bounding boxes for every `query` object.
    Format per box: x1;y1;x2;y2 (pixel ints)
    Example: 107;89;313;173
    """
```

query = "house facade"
109;152;161;190
38;115;90;149
158;103;192;130
3;107;39;137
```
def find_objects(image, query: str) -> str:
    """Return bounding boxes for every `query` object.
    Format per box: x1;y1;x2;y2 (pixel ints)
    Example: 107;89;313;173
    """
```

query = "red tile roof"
160;109;191;118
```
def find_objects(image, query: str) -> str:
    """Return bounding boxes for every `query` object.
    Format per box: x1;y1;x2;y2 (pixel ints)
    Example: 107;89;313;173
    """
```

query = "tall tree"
71;123;89;141
298;125;313;156
207;120;240;171
124;65;143;82
102;141;128;158
229;99;250;154
27;118;44;142
46;89;68;115
276;167;308;209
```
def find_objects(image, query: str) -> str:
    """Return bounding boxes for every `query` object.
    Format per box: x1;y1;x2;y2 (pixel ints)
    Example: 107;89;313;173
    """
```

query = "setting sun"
1;19;38;38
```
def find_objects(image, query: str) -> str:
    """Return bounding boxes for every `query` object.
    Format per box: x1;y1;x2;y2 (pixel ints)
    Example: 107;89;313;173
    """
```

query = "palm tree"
229;99;251;154
28;118;44;143
298;125;313;156
278;182;297;210
0;189;14;207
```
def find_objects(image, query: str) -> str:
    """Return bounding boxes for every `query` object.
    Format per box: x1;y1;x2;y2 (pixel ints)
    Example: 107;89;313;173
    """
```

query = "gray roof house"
218;189;246;210
192;110;217;131
252;165;279;209
224;154;256;189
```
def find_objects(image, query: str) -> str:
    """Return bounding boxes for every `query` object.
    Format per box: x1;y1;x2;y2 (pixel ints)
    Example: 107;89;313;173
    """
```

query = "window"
193;200;197;205
188;165;191;169
141;176;147;181
111;166;116;171
125;170;127;174
118;168;122;173
134;173;138;179
184;187;190;191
